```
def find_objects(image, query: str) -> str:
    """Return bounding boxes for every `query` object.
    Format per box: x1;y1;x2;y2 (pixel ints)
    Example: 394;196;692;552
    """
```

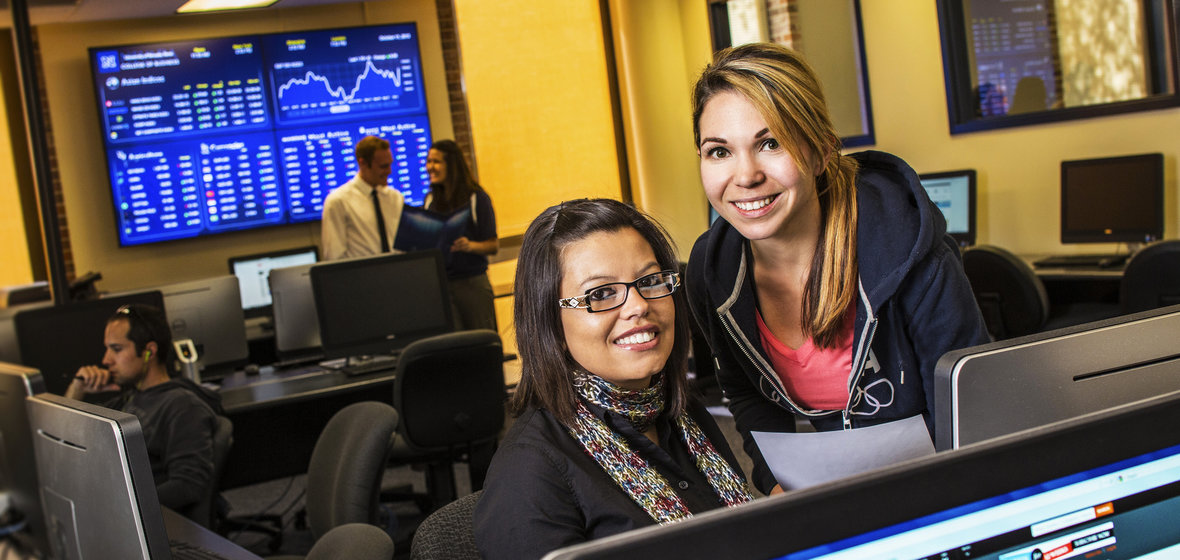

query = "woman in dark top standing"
474;199;752;560
425;139;499;331
686;43;989;495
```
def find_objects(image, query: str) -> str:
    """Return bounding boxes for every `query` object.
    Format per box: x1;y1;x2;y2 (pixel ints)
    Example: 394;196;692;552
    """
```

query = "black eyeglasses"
558;271;680;313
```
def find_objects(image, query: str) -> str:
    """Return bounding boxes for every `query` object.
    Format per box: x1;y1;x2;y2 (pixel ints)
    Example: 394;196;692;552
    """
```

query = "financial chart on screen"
90;23;432;246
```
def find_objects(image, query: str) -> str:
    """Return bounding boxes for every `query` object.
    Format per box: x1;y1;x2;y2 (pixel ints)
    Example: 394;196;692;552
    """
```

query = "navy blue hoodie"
686;150;989;493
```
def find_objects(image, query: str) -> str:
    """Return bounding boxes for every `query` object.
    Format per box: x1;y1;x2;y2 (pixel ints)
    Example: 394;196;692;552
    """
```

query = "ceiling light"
176;0;279;14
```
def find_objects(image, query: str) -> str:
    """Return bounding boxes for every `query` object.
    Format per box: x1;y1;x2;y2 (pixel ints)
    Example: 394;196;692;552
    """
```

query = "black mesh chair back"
962;245;1049;340
1122;240;1180;314
409;490;482;560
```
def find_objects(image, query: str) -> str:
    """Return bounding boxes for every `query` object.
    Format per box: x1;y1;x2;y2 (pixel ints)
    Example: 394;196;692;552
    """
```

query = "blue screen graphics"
90;23;432;246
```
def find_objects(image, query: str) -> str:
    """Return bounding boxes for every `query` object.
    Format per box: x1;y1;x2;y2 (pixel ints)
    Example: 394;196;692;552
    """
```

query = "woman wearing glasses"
686;43;988;495
474;199;752;560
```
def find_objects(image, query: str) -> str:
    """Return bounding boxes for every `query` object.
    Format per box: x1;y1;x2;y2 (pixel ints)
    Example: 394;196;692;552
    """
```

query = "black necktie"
371;189;390;253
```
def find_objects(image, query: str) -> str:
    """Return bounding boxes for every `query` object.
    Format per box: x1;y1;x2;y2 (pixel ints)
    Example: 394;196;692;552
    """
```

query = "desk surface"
164;507;263;560
0;509;262;560
215;355;521;413
217;363;396;413
1019;254;1126;279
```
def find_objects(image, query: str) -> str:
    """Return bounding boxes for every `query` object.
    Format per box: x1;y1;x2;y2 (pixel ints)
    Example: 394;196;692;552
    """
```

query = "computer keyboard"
340;356;399;376
1033;254;1128;268
169;539;235;560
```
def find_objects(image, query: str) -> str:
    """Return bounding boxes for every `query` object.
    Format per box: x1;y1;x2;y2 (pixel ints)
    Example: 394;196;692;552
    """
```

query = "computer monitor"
157;275;250;378
13;290;165;395
26;393;171;559
0;362;48;556
268;262;323;364
919;169;976;248
310;250;453;360
933;303;1180;451
1061;153;1163;244
0;303;43;364
543;389;1180;560
0;281;50;308
228;246;319;318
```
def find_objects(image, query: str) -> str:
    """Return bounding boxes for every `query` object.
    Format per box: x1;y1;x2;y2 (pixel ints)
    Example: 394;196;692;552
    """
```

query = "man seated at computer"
65;303;222;518
321;135;404;260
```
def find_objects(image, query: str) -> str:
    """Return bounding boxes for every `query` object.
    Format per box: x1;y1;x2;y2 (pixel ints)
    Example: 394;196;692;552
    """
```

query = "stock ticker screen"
90;23;432;246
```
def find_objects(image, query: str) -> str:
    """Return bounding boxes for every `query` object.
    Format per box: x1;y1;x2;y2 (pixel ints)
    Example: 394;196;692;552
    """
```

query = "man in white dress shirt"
321;135;404;260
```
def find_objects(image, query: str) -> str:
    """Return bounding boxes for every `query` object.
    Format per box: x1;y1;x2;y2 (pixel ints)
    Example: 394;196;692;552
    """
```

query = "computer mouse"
244;363;261;375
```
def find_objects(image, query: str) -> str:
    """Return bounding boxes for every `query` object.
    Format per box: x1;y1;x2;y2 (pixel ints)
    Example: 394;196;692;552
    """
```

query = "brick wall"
435;0;477;177
766;0;798;49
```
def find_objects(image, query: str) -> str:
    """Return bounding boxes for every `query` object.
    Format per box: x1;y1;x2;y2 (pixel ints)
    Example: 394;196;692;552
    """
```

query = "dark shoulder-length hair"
691;42;859;349
427;139;482;214
510;198;691;426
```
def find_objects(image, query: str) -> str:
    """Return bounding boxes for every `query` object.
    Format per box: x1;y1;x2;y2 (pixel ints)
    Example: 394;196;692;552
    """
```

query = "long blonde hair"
692;43;859;348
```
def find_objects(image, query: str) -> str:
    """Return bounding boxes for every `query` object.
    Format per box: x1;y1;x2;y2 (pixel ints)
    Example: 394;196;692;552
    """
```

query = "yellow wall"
609;0;713;258
858;0;1177;255
454;0;621;238
32;1;452;293
0;94;31;286
619;0;1177;260
7;0;1180;295
792;0;868;140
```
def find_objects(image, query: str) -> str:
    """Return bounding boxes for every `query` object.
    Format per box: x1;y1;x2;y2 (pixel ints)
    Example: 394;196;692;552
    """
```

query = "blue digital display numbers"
91;23;432;246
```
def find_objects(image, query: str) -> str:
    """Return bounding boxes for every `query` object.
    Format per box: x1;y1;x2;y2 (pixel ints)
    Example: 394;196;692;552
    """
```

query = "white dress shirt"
321;173;404;260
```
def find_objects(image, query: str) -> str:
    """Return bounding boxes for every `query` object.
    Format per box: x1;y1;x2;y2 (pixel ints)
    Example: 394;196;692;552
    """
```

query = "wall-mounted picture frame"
936;0;1180;135
706;0;876;148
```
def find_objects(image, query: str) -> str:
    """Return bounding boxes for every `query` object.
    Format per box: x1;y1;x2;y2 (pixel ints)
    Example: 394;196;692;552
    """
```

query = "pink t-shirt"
756;307;854;411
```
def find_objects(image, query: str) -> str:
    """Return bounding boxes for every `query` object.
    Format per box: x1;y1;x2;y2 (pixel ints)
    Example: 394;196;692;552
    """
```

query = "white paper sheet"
752;414;936;491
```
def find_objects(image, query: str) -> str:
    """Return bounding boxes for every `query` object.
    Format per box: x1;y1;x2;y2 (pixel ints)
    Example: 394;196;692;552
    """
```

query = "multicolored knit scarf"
567;372;753;524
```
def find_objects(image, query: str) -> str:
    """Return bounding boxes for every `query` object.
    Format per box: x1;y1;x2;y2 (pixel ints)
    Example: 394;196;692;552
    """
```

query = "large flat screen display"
90;22;432;246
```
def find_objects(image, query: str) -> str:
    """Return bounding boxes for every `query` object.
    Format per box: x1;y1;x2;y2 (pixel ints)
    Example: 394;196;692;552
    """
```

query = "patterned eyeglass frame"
557;271;680;313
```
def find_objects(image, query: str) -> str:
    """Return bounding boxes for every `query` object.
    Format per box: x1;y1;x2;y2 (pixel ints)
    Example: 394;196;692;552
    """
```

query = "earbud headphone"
144;350;152;360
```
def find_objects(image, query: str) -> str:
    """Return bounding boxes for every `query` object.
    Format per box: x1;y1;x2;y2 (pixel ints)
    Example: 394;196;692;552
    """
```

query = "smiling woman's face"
558;227;675;390
697;90;822;243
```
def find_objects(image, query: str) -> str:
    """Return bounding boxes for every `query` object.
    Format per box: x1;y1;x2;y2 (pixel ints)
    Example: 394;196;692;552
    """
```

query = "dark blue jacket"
686;150;989;493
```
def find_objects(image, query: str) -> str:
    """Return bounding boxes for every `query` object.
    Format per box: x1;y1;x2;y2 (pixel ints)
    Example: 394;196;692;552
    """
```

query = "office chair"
189;415;233;530
961;245;1049;340
409;490;482;560
1121;240;1180;314
268;523;395;560
305;523;395;560
384;330;507;514
229;402;399;555
304;401;400;539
